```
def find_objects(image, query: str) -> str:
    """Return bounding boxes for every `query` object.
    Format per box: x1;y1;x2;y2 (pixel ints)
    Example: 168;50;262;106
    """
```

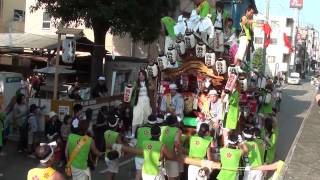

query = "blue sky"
256;0;320;31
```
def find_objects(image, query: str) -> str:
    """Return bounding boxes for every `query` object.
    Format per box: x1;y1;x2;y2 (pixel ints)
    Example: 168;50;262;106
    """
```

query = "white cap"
48;111;57;119
208;89;218;96
98;76;106;81
169;83;178;90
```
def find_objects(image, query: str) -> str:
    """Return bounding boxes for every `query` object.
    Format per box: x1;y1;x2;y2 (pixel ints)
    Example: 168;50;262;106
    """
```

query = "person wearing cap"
66;120;103;180
188;123;214;180
141;124;175;180
199;89;223;133
134;114;158;180
217;133;248;180
92;76;108;98
160;83;184;122
129;70;152;139
242;128;265;180
159;115;182;180
103;112;123;180
27;142;65;180
45;111;61;142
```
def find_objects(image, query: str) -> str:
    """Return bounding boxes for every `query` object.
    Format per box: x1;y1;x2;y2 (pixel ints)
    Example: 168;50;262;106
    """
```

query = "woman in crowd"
95;106;108;152
129;70;152;138
13;93;28;152
60;115;72;164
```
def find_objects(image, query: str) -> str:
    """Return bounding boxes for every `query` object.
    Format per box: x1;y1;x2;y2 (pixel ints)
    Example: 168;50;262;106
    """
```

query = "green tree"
252;48;264;73
31;0;178;85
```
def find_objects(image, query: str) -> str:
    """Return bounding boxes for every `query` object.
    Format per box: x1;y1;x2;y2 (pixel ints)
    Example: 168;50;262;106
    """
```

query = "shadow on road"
276;83;314;161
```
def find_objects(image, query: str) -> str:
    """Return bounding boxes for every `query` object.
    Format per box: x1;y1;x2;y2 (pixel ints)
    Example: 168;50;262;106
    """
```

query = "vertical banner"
62;38;76;63
290;0;303;9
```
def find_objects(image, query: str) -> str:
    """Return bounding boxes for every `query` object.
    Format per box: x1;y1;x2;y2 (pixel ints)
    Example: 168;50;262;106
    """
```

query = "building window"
42;12;51;29
255;37;263;44
271;38;278;45
267;56;276;63
13;9;25;22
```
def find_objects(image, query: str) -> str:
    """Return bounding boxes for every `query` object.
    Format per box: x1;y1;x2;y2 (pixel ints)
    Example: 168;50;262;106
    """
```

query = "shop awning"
0;33;64;49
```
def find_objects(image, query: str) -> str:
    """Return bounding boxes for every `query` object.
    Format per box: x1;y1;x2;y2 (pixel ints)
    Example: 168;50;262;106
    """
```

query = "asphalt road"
0;79;315;180
275;79;315;162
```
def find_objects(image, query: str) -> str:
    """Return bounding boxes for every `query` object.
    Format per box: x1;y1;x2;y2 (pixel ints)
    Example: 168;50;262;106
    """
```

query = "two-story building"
253;15;294;77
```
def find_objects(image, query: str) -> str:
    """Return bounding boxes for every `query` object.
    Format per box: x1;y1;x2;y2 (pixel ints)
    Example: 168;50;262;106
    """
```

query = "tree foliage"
252;48;264;73
31;0;179;84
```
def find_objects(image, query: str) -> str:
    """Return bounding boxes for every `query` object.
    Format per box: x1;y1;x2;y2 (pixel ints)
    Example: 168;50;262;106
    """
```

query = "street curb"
283;89;317;177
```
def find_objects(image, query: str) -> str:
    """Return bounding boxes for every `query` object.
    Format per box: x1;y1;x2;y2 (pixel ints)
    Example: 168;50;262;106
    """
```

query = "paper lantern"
123;84;133;103
197;75;206;91
175;39;186;55
204;78;211;88
215;58;227;75
265;93;272;104
192;94;198;110
228;64;238;77
165;36;175;54
166;46;177;66
147;64;158;78
225;73;238;94
184;31;196;49
62;38;76;63
239;76;248;92
196;41;206;58
204;53;216;67
257;76;267;89
157;54;168;70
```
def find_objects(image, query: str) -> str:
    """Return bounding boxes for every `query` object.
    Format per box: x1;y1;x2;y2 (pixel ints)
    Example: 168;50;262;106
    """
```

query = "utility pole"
292;8;299;73
262;0;270;76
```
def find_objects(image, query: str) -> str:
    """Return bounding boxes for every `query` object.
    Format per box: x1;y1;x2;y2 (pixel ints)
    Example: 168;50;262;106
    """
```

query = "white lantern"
205;53;216;67
257;76;267;89
196;42;206;58
204;78;211;88
215;58;227;75
147;64;159;78
228;64;238;77
265;92;272;104
166;46;177;66
123;84;133;103
184;31;196;49
239;77;248;92
225;73;238;93
175;39;186;55
165;36;175;54
62;38;76;63
157;54;168;70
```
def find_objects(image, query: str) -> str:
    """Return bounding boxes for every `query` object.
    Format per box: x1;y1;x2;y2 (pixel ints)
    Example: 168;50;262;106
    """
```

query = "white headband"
39;141;57;164
242;131;253;139
226;139;237;145
108;115;119;128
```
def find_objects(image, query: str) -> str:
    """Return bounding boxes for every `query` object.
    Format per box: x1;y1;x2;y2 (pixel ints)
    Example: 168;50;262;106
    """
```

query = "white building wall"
253;16;294;77
24;0;57;35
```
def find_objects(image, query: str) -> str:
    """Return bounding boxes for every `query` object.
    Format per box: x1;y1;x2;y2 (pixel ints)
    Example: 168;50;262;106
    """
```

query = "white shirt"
139;81;148;96
214;12;223;28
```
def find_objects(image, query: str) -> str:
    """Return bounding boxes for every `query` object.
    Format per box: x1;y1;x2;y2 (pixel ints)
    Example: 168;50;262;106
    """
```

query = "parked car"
287;72;301;85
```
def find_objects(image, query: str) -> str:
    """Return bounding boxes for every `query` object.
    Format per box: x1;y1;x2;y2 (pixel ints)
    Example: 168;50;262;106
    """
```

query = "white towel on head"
186;10;201;32
174;15;187;36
